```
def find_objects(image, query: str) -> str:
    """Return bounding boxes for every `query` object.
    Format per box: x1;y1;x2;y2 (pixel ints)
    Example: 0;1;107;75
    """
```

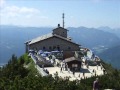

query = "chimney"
58;24;60;27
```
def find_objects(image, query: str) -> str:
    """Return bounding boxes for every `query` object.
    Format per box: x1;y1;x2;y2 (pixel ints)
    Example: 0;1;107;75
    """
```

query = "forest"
0;54;120;90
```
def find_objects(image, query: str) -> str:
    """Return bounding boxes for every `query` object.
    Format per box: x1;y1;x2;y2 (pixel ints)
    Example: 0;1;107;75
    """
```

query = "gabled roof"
65;56;82;63
27;33;80;46
28;33;53;45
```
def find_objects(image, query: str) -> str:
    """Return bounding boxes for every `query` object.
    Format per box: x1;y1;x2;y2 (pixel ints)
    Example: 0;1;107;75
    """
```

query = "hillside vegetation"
0;54;120;90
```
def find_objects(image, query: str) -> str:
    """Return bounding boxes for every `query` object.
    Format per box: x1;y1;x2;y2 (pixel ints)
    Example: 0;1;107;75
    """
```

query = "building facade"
27;35;80;51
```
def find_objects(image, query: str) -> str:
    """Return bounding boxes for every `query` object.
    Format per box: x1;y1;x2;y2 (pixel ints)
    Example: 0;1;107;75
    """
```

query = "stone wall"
29;36;80;51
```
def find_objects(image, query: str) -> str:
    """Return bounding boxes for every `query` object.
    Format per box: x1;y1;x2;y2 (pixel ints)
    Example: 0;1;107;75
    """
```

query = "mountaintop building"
24;14;102;75
25;13;81;54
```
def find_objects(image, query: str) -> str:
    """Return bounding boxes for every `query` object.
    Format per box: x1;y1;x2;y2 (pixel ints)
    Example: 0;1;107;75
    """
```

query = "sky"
0;0;120;28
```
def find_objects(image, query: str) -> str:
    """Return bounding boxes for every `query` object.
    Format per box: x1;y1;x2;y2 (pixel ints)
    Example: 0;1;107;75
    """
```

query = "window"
33;47;37;51
35;47;38;51
53;46;56;50
68;46;71;50
57;45;60;51
43;46;46;50
49;46;52;50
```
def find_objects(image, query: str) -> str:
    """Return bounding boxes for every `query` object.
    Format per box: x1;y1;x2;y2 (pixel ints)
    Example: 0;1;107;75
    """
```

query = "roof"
65;57;82;63
53;27;69;31
28;33;53;45
28;33;80;46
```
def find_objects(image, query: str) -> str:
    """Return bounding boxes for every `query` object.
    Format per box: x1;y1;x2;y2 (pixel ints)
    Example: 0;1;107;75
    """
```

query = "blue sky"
0;0;120;28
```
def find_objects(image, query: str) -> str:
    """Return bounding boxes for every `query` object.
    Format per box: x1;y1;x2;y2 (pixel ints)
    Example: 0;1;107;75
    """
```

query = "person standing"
83;72;85;77
97;65;98;70
78;74;80;79
95;70;97;76
60;67;62;73
73;70;75;77
68;68;70;73
93;78;99;90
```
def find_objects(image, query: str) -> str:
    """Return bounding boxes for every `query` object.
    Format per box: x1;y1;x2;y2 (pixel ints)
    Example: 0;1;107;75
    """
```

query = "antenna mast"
62;13;65;28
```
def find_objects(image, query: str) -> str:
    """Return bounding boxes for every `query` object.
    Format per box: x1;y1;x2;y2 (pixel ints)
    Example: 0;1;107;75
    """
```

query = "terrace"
29;49;105;81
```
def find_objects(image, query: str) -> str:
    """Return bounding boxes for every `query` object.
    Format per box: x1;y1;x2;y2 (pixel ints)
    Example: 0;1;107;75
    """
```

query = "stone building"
25;14;80;53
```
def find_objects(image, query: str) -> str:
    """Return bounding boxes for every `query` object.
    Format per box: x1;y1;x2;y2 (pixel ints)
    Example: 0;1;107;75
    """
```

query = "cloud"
0;0;51;27
1;5;40;17
0;0;6;9
0;0;6;8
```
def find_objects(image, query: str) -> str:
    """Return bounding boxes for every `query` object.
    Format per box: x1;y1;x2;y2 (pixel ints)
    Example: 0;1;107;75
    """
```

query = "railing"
35;65;48;76
31;54;37;64
30;53;48;76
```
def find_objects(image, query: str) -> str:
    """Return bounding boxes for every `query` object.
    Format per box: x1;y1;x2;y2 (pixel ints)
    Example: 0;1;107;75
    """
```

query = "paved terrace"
44;63;104;81
30;49;105;81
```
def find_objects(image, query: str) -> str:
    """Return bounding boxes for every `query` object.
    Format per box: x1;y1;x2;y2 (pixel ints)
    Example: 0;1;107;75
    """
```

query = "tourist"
83;72;85;79
42;64;44;69
93;69;95;73
68;68;70;73
97;65;98;70
73;71;75;77
83;72;85;77
45;69;49;74
101;66;102;70
93;78;99;90
60;67;62;73
62;64;64;70
56;71;58;76
65;63;67;71
78;74;80;78
66;63;68;71
87;64;89;69
95;70;97;76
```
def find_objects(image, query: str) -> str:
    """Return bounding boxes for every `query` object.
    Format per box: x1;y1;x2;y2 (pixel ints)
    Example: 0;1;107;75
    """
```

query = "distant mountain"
68;27;120;53
98;26;120;38
98;45;120;69
0;25;52;65
0;25;120;69
98;26;113;31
